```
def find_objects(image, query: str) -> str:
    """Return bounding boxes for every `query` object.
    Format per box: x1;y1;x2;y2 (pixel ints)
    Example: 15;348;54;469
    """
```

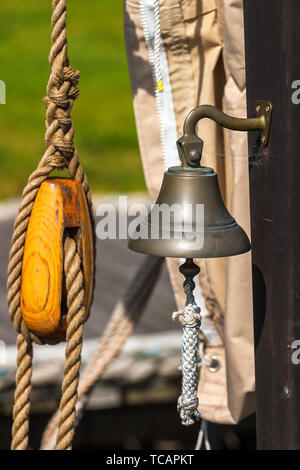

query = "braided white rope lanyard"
173;287;213;448
173;279;202;426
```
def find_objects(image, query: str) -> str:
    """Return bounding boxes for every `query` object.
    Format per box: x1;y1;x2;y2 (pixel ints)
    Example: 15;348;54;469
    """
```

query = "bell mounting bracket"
177;100;272;168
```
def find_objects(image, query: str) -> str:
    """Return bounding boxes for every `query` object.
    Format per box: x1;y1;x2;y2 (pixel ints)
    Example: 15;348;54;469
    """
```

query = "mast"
244;0;300;449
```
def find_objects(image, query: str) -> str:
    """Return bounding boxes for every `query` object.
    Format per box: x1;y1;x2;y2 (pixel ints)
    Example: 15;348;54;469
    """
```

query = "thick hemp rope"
7;0;94;450
56;236;85;450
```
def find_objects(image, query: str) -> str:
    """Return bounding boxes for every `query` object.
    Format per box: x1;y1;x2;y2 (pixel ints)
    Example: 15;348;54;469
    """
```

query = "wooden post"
244;0;300;449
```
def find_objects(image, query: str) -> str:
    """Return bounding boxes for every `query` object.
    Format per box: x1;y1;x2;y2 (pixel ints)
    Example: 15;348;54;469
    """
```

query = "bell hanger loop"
177;100;272;168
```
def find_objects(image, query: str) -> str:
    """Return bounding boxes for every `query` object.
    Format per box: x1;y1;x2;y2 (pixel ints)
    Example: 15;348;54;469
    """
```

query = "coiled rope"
7;0;94;450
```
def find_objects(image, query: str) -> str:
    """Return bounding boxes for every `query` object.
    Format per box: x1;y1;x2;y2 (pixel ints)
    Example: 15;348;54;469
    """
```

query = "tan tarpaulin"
124;0;255;424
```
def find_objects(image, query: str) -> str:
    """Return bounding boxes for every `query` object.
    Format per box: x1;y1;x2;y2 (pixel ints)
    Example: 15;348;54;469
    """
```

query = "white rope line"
195;419;212;450
139;0;179;169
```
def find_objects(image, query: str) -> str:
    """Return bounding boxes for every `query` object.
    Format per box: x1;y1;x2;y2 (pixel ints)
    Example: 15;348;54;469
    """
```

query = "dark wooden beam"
244;0;300;449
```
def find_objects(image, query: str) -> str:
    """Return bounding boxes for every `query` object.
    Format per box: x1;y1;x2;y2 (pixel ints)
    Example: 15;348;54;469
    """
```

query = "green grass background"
0;0;146;200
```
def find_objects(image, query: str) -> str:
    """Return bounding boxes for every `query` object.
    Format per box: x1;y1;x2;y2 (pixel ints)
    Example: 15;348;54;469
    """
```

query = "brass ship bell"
128;100;272;427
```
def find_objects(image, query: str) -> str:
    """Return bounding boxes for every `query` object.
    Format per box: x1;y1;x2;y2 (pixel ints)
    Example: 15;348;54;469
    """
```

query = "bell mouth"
128;165;251;259
128;220;250;259
167;165;215;176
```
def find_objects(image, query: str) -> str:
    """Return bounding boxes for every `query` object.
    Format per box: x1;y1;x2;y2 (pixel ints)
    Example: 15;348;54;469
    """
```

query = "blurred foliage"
0;0;146;200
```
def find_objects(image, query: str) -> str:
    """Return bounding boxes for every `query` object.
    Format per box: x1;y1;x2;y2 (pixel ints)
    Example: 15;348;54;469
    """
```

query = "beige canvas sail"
124;0;255;424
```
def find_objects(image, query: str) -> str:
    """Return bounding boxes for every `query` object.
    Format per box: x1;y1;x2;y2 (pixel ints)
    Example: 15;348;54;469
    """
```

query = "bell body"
128;166;250;258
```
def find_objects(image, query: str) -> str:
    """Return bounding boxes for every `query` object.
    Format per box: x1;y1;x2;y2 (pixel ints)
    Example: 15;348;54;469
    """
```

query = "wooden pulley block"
20;178;94;340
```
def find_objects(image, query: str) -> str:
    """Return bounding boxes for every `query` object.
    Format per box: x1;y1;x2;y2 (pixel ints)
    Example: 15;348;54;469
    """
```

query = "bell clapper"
172;258;202;426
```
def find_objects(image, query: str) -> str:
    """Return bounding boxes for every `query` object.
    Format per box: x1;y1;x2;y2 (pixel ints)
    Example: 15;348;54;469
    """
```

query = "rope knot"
172;304;202;328
45;90;70;109
50;137;74;160
177;395;200;426
63;65;80;86
43;62;79;163
44;152;69;170
63;66;80;102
